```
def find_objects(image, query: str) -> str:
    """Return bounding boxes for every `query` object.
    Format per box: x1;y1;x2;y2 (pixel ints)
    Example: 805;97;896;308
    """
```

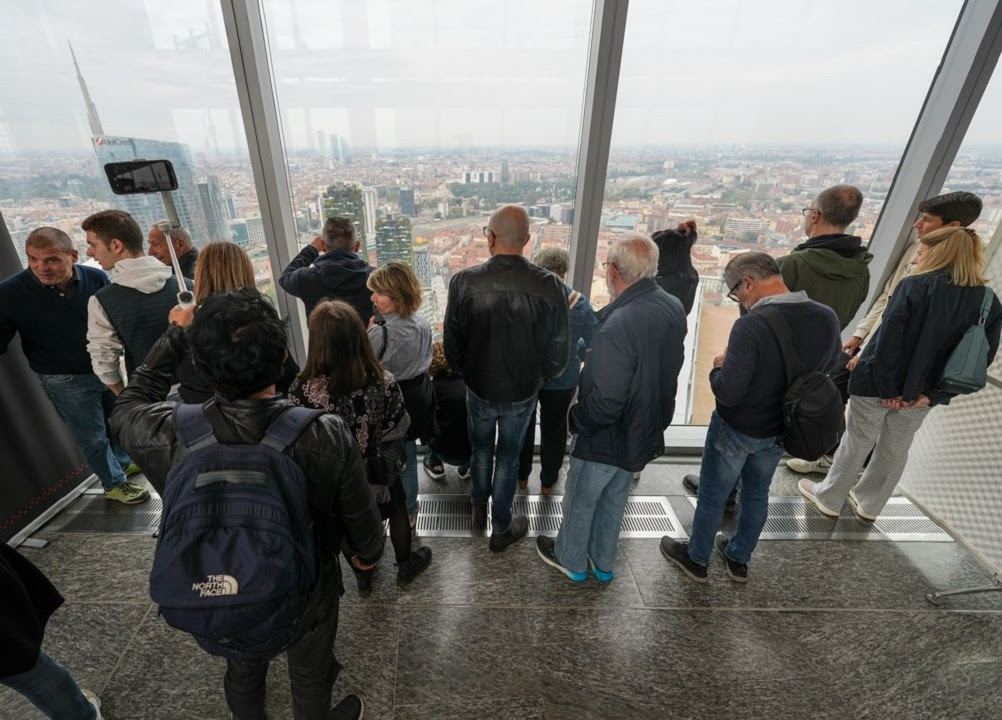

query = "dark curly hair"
186;288;288;400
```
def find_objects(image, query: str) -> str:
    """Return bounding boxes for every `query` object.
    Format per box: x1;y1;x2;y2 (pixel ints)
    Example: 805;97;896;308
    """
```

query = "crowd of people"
1;188;999;718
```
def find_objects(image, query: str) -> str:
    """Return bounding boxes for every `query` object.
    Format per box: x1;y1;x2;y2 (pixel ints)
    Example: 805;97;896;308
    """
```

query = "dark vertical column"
0;213;91;544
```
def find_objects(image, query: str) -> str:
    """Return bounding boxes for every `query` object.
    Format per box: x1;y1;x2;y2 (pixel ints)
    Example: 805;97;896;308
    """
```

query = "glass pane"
594;0;963;425
0;0;267;293
943;66;1002;244
261;0;592;335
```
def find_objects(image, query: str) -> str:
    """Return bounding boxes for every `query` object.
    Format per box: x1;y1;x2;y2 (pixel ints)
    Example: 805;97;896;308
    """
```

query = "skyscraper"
321;183;368;255
330;134;352;165
375;214;413;266
501;159;510;184
198;176;229;242
362;187;378;238
230;219;249;246
413;246;434;287
399;187;416;217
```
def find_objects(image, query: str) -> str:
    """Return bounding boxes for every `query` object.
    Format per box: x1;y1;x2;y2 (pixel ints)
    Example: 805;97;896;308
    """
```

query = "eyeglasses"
726;278;743;303
801;207;818;217
482;226;493;237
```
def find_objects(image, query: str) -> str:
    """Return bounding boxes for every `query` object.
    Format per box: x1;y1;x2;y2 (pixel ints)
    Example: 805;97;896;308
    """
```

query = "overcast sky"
1;0;999;154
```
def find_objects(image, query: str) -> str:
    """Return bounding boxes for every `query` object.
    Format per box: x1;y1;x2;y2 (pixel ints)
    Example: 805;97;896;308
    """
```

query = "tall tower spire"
69;41;104;138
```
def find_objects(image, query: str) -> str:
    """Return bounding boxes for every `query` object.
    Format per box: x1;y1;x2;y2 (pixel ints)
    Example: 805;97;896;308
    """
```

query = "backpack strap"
378;322;388;361
173;404;218;451
757;305;806;385
978;287;995;326
262;407;326;453
568;290;581;309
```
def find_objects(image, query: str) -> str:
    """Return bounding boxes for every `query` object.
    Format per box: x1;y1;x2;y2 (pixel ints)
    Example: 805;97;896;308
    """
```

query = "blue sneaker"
588;557;614;583
536;536;586;582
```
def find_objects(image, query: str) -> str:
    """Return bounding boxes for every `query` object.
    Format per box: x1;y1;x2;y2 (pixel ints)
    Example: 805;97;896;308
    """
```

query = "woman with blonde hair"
366;261;437;528
176;241;298;403
288;300;431;593
800;226;1002;520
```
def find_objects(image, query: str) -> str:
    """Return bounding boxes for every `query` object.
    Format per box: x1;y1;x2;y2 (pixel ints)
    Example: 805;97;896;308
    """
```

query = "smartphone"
104;160;178;195
372;305;386;325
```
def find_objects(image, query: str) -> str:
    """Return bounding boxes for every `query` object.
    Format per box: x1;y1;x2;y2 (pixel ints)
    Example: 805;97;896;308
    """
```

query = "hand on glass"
843;336;862;353
169;304;195;328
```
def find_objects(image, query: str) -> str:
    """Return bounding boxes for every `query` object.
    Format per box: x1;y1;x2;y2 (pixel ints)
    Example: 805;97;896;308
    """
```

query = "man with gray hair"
536;233;686;582
661;252;839;583
0;227;146;504
444;205;569;552
778;184;871;330
279;215;373;322
148;222;198;280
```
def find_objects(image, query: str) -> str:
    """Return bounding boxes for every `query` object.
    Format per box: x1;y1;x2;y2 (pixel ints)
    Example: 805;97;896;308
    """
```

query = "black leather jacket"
443;255;570;402
109;325;386;575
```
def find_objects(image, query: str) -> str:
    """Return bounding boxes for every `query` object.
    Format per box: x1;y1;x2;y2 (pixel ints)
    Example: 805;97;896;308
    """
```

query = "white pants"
814;395;931;517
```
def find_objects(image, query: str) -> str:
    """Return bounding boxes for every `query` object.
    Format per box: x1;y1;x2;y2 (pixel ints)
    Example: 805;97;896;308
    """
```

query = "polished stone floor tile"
393;697;547;720
394;607;536;706
17;534;155;603
393;537;521;607
514;541;646;608
624;538;1002;611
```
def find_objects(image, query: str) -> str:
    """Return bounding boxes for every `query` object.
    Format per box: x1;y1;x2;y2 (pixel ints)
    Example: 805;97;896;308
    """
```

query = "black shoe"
355;568;374;598
422;453;446;481
659;536;708;583
471;503;488;532
714;533;748;583
536;536;586;581
457;464;471;480
329;694;364;720
683;474;737;513
397;547;432;585
489;515;529;553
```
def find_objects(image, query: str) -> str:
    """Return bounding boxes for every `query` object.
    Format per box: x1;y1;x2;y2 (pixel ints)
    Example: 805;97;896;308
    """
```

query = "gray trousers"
814;395;931;517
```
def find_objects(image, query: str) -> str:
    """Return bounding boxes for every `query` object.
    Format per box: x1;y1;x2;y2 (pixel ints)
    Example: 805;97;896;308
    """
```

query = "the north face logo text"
191;574;239;597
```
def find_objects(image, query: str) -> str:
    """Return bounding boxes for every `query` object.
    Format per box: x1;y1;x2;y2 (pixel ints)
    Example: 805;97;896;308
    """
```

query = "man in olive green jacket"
777;184;872;330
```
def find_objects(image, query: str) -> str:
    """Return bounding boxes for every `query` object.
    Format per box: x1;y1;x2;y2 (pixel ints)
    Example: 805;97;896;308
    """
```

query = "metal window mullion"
569;0;629;296
847;0;1002;337
219;0;308;363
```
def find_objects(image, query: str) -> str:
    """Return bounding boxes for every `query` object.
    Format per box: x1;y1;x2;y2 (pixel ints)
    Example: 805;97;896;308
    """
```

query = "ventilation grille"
43;494;162;535
685;496;950;541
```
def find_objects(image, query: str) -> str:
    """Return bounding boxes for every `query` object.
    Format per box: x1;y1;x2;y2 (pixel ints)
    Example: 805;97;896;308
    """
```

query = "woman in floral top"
289;300;432;594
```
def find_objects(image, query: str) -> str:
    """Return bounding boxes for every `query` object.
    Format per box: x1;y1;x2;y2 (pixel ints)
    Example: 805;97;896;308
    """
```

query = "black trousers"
518;387;577;487
224;583;341;720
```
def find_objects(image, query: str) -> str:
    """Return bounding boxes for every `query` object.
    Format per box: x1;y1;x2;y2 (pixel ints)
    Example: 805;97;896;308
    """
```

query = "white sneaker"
848;490;877;521
81;689;103;720
786;456;833;475
797;479;839;517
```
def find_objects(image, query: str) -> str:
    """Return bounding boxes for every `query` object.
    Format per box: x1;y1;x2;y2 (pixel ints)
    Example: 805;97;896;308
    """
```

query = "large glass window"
261;0;592;334
0;0;267;293
594;0;964;425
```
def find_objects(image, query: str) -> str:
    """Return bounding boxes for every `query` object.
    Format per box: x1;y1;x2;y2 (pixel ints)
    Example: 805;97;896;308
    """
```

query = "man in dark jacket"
147;222;198;280
536;234;686;582
662;253;840;583
778;184;872;329
279;216;373;322
443;205;570;551
110;289;383;720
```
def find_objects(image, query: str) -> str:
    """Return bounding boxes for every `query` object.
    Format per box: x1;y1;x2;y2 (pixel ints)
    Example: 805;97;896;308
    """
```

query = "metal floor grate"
43;493;162;535
685;496;950;541
416;494;686;539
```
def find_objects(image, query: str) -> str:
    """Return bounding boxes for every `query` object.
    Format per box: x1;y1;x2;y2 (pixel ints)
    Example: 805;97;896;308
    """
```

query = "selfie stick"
158;190;195;309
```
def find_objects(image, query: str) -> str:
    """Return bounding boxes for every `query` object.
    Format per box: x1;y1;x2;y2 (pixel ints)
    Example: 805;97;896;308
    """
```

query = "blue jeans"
466;388;537;534
689;413;784;566
400;439;419;517
1;650;96;720
38;373;131;490
554;454;634;574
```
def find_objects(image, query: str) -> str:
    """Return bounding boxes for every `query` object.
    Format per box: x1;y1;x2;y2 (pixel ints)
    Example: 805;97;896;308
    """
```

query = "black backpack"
759;306;845;461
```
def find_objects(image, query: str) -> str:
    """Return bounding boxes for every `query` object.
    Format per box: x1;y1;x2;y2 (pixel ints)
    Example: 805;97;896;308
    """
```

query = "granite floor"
3;461;1001;720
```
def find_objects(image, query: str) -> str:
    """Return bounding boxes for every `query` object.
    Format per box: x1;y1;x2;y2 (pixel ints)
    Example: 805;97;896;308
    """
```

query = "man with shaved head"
444;205;570;551
0;227;147;504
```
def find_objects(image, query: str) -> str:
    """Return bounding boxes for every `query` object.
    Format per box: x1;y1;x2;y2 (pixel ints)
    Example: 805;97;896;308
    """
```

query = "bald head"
487;205;530;255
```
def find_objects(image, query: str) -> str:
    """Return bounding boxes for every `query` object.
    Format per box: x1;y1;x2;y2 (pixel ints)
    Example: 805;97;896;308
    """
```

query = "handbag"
935;287;995;395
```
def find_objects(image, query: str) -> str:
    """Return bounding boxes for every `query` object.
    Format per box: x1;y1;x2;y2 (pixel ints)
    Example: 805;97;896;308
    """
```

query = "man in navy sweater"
661;252;840;583
0;228;148;504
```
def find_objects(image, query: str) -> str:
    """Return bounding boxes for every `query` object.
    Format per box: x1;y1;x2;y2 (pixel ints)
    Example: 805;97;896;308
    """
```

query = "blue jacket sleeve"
279;246;320;295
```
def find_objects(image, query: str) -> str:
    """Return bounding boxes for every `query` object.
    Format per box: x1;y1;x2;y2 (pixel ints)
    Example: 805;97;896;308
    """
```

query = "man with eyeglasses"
786;190;983;477
443;205;569;552
777;185;871;331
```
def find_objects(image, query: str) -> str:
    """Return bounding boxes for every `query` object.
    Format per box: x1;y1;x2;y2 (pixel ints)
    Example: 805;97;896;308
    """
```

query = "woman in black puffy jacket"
652;220;699;315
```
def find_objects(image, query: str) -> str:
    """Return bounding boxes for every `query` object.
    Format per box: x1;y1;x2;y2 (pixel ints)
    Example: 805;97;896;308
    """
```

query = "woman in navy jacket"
800;226;1002;520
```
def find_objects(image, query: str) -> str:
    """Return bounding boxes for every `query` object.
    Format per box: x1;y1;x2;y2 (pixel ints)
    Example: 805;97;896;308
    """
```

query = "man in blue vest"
83;210;178;400
0;227;147;504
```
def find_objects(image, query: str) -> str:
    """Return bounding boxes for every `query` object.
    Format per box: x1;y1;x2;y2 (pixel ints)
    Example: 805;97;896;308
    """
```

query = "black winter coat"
850;271;1002;405
0;544;64;678
569;279;687;472
279;246;373;321
430;374;470;465
444;255;570;402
